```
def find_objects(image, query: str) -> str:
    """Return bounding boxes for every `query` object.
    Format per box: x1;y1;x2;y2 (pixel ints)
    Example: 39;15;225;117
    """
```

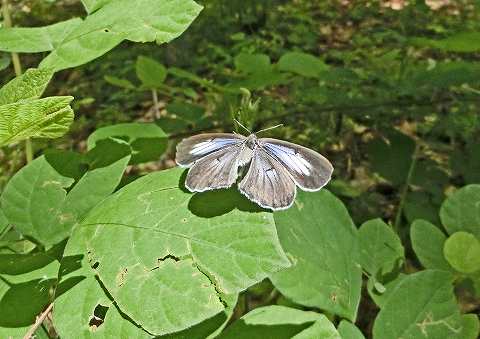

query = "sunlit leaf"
0;18;82;53
270;190;362;321
338;320;365;339
81;0;113;13
104;75;136;89
411;32;480;53
0;96;74;146
76;167;289;335
1;144;130;247
440;185;480;238
373;270;474;339
87;123;167;164
358;218;404;275
410;219;453;271
444;232;480;274
219;305;340;339
0;68;54;105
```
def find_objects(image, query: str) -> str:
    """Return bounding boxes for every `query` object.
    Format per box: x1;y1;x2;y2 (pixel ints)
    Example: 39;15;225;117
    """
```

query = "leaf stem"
151;89;160;118
2;0;32;163
394;143;419;232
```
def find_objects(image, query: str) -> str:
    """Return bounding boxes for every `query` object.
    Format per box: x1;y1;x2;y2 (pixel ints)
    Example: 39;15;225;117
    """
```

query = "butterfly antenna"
233;118;252;134
256;124;284;135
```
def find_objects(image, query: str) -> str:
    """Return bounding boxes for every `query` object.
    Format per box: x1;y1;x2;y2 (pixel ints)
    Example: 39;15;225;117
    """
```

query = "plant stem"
23;303;54;339
2;0;32;163
394;143;419;232
151;89;160;118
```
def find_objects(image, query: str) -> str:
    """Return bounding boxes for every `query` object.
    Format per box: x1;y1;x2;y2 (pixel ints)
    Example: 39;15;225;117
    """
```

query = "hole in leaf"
91;261;99;269
158;254;180;262
89;304;109;331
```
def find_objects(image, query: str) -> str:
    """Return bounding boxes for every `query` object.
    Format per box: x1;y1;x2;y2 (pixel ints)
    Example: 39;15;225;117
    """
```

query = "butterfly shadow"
187;187;267;218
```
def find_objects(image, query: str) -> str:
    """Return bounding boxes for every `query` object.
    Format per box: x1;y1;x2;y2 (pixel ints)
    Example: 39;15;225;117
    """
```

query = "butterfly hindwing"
176;133;245;167
239;148;296;210
259;138;333;191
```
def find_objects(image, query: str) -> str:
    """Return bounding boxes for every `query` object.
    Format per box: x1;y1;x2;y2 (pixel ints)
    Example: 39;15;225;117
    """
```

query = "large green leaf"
0;68;53;105
444;232;480;274
1;144;130;247
38;0;203;71
87;123;167;164
76;167;289;335
410;220;453;271
53;227;151;338
440;185;480;238
270;190;362;321
0;96;74;146
358;218;404;275
218;305;340;339
0;19;82;53
373;270;477;339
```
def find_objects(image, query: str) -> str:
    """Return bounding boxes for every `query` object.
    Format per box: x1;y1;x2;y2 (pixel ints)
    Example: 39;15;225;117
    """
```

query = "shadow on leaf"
188;186;265;218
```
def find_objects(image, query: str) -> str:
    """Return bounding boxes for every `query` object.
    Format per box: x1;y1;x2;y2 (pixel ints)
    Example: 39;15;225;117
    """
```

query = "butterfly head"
245;134;258;150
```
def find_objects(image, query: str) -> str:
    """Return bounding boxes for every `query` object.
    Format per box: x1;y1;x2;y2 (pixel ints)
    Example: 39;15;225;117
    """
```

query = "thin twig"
23;303;54;339
151;89;160;118
394;143;419;232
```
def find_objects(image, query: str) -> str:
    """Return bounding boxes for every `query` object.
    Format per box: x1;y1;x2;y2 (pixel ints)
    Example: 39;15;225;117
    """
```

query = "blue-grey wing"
239;148;296;210
176;133;245;167
259;138;333;191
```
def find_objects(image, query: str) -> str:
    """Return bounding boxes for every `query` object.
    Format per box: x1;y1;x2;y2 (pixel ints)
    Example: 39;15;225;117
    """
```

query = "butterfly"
175;123;333;211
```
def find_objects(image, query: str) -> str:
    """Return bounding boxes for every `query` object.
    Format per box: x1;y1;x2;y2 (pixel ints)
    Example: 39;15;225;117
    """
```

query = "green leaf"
77;167;289;335
366;129;416;186
440;185;480;238
0;68;54;105
104;75;136;89
411;32;480;53
136;56;167;89
158;101;207;135
410;219;453;271
372;270;471;339
404;191;441;225
87;123;167;164
219;305;340;339
1;146;130;247
337;320;366;339
367;273;407;308
0;243;63;337
358;218;404;275
277;51;328;78
53;227;151;338
0;96;74;146
234;53;272;74
160;293;238;339
81;0;112;13
0;18;83;53
38;0;203;71
458;314;480;339
270;190;362;321
444;232;480;274
451;142;480;184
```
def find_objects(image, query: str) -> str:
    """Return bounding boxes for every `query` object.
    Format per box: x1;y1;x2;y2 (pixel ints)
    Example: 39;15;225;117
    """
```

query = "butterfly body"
176;132;333;210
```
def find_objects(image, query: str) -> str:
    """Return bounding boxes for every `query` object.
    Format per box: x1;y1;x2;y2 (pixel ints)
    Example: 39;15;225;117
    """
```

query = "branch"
23;303;54;339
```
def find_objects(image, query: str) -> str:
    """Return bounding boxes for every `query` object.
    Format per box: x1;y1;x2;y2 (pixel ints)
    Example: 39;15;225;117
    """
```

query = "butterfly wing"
259;138;333;191
176;133;245;167
185;143;244;192
239;148;296;210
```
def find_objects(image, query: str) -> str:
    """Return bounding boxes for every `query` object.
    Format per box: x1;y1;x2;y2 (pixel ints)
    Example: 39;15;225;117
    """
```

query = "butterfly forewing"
259;138;333;191
185;143;243;192
239;149;296;210
176;133;245;167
